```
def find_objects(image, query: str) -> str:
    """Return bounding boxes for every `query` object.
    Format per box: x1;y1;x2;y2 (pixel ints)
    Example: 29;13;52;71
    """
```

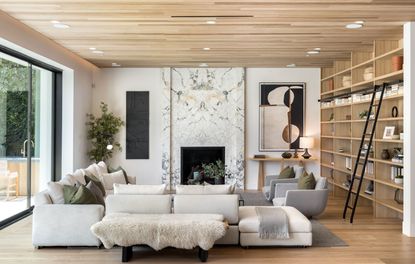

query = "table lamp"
300;137;314;159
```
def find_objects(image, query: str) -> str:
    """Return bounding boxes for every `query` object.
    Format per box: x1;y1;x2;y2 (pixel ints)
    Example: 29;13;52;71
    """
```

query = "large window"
0;48;60;225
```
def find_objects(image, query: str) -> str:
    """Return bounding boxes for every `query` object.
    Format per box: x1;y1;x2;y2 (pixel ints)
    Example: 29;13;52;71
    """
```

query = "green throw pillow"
86;181;105;206
279;166;295;179
63;185;78;204
85;174;106;196
298;172;316;189
63;185;98;204
108;166;129;183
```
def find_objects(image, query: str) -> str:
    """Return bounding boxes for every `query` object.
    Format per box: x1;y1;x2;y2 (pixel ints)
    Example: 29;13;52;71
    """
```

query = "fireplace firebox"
180;147;225;185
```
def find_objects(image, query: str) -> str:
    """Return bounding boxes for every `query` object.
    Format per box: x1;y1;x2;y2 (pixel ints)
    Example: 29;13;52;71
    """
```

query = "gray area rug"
238;191;348;247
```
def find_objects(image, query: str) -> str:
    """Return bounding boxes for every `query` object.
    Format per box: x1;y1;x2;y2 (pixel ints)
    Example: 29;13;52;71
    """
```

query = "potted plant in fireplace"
202;160;226;184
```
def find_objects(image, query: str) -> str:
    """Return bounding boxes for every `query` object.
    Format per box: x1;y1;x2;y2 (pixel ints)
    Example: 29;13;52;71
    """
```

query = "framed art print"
259;82;305;151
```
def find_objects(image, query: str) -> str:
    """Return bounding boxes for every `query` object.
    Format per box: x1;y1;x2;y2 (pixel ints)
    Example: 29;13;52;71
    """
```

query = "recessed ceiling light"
112;63;121;67
286;64;296;68
346;21;364;29
50;20;60;24
89;47;96;50
206;20;216;24
199;63;209;67
92;50;104;54
306;54;310;57
307;50;320;55
203;47;211;51
53;23;70;29
314;48;321;51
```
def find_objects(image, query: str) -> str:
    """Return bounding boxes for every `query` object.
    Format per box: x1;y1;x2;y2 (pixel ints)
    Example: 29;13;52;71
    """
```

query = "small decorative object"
342;76;351;87
281;152;292;159
382;126;395;139
300;137;314;159
329;112;334;121
361;144;374;158
391;148;404;163
400;132;404;141
363;67;374;81
254;154;266;159
392;55;403;71
293;149;299;159
381;149;390;160
391;106;399;117
86;102;125;162
327;79;334;91
394;175;403;184
394;189;403;204
345;114;351;120
364;181;374;195
338;147;344;153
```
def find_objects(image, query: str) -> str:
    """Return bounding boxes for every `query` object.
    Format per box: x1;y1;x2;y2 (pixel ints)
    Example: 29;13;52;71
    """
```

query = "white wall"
93;68;164;184
0;11;98;175
93;67;321;187
245;68;321;190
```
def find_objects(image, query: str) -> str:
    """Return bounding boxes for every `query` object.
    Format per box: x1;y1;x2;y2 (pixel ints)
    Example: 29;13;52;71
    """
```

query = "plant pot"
381;149;390;160
214;178;224;185
394;177;403;184
392;55;403;71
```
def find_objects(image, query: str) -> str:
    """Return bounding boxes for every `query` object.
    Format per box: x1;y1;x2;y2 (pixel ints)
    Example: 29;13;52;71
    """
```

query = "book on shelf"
391;166;403;180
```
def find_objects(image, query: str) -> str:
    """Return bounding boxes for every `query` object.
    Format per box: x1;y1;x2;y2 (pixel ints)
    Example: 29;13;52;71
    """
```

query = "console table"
249;157;317;190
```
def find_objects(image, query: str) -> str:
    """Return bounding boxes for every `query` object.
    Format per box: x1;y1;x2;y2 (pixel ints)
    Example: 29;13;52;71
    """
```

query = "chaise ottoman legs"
198;247;208;262
122;246;133;262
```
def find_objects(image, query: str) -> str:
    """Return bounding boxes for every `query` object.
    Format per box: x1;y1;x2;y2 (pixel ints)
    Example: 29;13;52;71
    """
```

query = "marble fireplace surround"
161;68;245;189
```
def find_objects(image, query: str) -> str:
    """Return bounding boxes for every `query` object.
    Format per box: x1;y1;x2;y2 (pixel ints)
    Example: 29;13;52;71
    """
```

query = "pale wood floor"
0;197;414;264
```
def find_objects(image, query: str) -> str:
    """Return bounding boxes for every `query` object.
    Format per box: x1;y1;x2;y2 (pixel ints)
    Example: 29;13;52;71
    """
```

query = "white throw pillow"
47;182;64;204
96;161;108;176
101;170;126;190
295;166;304;179
59;174;77;186
72;169;86;185
114;184;167;195
82;163;100;178
175;184;233;195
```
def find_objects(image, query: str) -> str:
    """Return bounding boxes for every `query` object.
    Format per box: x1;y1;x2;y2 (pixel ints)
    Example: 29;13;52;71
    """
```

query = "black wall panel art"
126;91;149;159
259;83;305;151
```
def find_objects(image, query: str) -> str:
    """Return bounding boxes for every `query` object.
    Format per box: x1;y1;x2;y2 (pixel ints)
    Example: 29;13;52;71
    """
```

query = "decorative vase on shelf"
363;67;374;81
281;152;292;159
392;55;403;71
342;76;351;87
381;149;390;160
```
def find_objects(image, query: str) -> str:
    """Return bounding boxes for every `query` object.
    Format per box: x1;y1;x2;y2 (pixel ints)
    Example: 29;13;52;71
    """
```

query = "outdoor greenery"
86;102;124;162
0;58;37;157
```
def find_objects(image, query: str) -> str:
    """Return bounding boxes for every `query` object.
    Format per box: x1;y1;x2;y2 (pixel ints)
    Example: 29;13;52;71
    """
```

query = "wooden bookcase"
320;39;404;218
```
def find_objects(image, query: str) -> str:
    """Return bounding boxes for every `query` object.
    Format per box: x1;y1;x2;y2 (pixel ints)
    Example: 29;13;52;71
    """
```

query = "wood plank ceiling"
0;0;414;68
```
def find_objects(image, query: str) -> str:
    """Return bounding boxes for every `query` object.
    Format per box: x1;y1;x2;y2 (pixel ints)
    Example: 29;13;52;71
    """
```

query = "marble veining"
161;68;245;189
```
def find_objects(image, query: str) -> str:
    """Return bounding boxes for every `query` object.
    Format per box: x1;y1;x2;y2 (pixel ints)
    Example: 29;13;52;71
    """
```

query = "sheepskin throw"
255;207;290;239
91;213;227;250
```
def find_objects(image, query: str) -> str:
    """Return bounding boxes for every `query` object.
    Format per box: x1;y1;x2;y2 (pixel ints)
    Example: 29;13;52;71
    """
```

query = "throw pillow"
297;171;317;189
100;170;126;190
47;182;65;204
279;166;295;179
85;175;106;196
63;185;79;204
96;161;108;176
108;166;129;183
73;169;86;185
113;183;167;195
86;181;105;205
175;184;233;195
64;185;98;204
82;163;100;178
59;174;77;186
294;166;304;179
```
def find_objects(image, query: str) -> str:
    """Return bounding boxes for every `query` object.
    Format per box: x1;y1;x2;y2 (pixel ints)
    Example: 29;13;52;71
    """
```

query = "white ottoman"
238;206;312;247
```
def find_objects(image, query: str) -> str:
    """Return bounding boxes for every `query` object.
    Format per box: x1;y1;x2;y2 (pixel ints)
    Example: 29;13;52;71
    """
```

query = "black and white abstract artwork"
259;82;305;151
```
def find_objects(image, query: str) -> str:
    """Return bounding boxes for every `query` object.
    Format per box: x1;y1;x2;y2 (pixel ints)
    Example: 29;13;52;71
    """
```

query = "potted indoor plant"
202;160;226;184
86;102;124;162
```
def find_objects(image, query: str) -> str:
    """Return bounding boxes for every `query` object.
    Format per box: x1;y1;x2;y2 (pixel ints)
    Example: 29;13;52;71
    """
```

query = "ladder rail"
342;83;386;223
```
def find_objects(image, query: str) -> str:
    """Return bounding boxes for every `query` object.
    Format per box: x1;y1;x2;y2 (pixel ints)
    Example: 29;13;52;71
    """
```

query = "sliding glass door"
0;51;54;223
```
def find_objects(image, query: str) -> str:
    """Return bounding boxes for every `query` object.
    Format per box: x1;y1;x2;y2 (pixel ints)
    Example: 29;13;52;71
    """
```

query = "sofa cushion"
73;169;86;185
96;161;108;176
175;184;234;195
238;206;311;233
86;181;105;206
60;174;77;186
100;171;126;190
85;175;106;196
63;185;98;204
272;197;286;206
294;166;304;179
315;177;328;190
83;163;100;178
108;166;129;183
47;182;65;204
279;166;295;179
106;194;172;214
113;184;166;195
297;172;316;189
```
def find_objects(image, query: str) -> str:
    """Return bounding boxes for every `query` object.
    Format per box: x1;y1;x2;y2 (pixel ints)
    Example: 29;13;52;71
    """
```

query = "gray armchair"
272;177;329;218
